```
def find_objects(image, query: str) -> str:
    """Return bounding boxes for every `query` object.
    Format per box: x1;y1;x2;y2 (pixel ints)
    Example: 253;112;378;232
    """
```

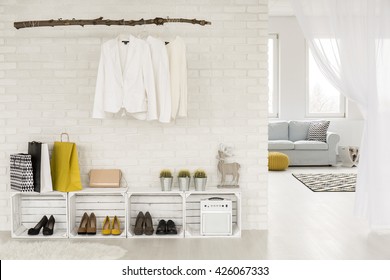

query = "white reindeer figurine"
217;144;240;188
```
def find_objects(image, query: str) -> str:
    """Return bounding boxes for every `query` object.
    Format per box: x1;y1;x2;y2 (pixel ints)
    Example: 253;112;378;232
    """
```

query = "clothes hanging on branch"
166;36;187;120
146;36;172;123
93;35;157;120
92;34;188;123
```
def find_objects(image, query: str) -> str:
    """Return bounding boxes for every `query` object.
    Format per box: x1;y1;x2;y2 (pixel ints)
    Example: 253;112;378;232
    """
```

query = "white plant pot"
178;177;190;191
160;177;173;191
194;178;207;191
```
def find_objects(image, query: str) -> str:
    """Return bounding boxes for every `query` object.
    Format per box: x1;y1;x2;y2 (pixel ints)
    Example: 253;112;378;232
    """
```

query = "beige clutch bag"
89;169;122;188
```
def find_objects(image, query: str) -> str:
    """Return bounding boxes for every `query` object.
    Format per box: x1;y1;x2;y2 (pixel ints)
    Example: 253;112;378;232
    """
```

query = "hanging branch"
14;17;211;30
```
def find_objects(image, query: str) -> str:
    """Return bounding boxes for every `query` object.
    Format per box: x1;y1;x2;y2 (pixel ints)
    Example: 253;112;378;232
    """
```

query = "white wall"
269;16;364;147
0;0;269;230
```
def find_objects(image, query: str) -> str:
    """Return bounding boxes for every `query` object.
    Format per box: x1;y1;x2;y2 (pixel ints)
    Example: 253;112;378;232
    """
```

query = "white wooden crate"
185;190;241;238
68;188;127;238
127;191;185;238
10;191;68;238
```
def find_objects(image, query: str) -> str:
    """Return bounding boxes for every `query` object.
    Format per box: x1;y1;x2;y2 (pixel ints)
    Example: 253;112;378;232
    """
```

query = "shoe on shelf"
111;216;121;236
87;212;97;235
28;215;48;235
42;215;55;236
144;211;154;235
102;216;111;235
134;211;144;235
77;212;89;235
166;220;178;235
156;219;167;235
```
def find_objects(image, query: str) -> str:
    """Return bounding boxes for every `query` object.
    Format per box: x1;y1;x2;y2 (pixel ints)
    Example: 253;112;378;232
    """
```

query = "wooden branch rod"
14;17;211;30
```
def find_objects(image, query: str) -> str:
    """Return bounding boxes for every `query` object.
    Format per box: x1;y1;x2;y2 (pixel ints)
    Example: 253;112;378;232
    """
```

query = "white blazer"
166;36;188;119
93;35;157;120
146;36;172;123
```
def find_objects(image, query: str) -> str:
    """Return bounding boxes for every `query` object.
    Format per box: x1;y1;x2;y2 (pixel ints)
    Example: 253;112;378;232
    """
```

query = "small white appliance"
200;197;232;236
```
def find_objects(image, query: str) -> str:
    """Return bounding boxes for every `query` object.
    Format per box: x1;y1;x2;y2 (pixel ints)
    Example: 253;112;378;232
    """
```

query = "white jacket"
93;35;157;120
146;36;172;123
166;36;188;119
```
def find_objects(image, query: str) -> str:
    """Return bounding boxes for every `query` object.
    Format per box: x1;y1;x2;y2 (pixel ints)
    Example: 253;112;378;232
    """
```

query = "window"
307;42;345;117
268;34;279;118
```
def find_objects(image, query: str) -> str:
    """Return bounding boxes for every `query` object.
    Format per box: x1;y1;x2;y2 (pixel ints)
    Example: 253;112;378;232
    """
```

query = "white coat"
146;36;172;123
93;35;157;120
166;36;188;119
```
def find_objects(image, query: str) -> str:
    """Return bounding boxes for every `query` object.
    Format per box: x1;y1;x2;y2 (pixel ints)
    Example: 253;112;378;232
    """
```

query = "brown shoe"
77;212;89;234
134;211;144;235
87;212;97;235
144;212;154;235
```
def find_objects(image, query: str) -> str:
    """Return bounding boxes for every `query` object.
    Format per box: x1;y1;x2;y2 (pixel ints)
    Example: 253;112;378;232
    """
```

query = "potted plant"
178;169;191;191
193;169;207;191
160;169;173;191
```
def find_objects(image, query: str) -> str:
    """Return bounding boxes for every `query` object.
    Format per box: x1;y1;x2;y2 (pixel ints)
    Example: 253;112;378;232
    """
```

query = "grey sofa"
268;121;340;166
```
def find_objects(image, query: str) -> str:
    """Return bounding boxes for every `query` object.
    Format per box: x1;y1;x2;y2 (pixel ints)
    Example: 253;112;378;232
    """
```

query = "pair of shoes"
134;211;154;235
77;212;96;235
102;216;121;235
156;219;177;235
28;215;55;236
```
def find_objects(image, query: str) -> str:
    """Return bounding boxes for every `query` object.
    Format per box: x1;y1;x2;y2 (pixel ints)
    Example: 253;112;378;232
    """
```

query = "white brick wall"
0;0;268;230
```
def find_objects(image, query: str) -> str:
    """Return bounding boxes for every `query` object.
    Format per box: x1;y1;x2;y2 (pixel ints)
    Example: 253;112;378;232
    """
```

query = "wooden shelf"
11;189;241;239
68;191;127;238
10;192;68;238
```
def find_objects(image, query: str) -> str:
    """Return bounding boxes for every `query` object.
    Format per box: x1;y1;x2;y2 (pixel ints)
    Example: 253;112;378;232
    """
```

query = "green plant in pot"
160;169;173;191
178;169;191;191
193;169;207;191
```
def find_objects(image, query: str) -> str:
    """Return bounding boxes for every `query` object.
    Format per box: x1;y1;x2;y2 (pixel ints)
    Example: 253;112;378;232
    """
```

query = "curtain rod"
14;17;211;30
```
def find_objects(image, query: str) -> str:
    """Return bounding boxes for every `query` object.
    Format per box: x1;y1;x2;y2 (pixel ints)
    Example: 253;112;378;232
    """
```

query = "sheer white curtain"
291;0;390;229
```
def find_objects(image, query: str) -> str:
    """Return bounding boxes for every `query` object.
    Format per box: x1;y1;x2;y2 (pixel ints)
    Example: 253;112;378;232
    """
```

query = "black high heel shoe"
43;215;55;236
28;215;48;235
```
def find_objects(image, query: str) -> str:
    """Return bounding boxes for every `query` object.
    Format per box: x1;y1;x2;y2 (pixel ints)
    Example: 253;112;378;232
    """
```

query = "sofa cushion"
269;140;294;150
307;121;330;142
294;140;328;150
289;121;311;142
269;122;289;140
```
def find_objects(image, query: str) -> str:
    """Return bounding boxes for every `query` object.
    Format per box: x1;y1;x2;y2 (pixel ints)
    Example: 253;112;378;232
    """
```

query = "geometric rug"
292;173;357;192
0;240;127;260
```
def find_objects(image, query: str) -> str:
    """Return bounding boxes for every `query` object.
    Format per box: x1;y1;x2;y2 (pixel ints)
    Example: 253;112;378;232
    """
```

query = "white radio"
200;197;232;236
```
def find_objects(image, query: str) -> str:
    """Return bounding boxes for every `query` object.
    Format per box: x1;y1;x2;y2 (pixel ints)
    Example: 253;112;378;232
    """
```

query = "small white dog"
349;146;359;163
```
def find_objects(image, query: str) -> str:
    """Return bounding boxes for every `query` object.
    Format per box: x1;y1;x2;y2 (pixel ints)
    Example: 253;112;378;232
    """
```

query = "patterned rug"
292;173;357;192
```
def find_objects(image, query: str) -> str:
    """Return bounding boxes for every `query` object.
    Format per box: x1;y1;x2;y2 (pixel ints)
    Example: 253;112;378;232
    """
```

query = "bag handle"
60;133;70;142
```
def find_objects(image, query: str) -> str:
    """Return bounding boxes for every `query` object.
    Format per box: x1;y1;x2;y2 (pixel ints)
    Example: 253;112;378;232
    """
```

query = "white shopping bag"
40;143;53;193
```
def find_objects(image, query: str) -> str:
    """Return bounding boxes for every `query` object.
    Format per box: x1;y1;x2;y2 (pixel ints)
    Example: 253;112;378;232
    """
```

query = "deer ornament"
217;144;240;188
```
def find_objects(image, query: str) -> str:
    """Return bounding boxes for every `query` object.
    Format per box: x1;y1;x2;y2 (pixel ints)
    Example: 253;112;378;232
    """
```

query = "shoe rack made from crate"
10;191;68;238
185;190;241;238
68;188;127;238
127;191;185;238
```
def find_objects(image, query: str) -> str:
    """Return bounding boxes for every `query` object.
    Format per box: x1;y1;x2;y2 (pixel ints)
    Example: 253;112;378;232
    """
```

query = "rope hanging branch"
14;17;211;30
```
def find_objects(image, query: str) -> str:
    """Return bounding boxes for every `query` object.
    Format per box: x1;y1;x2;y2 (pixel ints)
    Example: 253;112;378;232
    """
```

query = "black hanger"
122;40;130;45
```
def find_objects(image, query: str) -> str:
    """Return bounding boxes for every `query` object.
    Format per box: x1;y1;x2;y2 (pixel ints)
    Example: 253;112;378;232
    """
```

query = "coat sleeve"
143;44;158;121
92;47;106;119
178;41;188;118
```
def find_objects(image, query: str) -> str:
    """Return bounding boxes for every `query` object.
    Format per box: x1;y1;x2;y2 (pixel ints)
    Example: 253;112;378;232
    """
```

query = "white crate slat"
11;192;68;238
76;195;125;203
75;209;126;217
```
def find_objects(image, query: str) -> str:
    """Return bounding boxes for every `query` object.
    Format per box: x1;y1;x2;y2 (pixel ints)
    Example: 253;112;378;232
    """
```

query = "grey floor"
2;165;390;259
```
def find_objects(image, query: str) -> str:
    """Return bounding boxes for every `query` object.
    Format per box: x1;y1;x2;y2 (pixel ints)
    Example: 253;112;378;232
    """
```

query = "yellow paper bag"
51;141;82;192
